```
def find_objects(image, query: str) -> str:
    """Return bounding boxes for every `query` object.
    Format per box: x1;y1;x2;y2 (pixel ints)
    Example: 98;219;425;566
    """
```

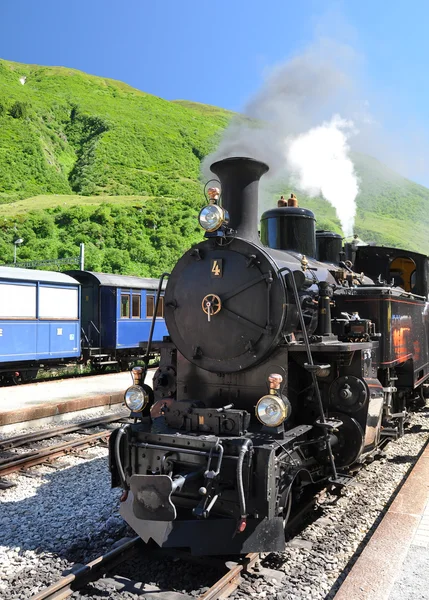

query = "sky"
1;0;429;184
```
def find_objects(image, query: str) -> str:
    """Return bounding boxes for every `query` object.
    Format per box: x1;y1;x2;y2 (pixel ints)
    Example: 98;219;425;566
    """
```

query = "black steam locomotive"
109;157;429;555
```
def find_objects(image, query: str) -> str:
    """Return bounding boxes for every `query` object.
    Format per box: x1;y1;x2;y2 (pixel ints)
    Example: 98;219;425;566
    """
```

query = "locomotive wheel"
20;369;39;383
6;369;38;385
9;374;21;385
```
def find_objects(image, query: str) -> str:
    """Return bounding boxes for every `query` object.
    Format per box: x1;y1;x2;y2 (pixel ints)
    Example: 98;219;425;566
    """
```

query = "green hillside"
1;58;429;275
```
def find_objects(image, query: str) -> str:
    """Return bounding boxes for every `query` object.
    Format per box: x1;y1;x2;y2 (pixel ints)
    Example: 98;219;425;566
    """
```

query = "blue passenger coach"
67;271;168;369
0;267;81;382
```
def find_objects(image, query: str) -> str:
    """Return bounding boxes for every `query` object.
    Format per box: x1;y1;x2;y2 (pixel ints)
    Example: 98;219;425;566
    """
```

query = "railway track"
28;497;317;600
200;552;260;600
0;413;130;485
29;536;260;600
0;430;112;478
3;413;427;600
0;412;129;450
29;537;142;600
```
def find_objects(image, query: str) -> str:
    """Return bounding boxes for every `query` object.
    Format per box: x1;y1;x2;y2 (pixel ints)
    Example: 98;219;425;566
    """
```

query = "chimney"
210;157;269;242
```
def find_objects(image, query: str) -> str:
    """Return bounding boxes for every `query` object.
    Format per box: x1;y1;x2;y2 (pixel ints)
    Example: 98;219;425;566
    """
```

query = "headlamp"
256;394;289;427
124;385;148;412
198;204;229;232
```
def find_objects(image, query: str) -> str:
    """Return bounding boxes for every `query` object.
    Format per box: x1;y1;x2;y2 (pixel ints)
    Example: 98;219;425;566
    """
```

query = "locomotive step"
329;473;353;487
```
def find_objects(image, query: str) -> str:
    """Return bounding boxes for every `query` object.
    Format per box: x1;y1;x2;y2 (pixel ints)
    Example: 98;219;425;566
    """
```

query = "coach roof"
67;271;166;290
0;266;80;285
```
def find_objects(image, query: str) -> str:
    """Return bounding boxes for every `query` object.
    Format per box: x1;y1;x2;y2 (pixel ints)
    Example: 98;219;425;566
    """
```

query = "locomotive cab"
335;245;429;409
354;246;429;297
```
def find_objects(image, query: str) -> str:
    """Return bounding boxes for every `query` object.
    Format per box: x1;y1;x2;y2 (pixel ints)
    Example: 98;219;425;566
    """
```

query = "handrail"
89;320;100;335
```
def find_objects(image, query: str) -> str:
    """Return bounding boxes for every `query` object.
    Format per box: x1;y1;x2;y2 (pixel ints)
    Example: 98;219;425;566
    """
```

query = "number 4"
212;261;221;276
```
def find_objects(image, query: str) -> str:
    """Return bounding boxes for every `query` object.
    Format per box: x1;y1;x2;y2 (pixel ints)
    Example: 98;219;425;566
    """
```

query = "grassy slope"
351;152;429;249
0;194;151;216
0;59;230;200
1;58;429;275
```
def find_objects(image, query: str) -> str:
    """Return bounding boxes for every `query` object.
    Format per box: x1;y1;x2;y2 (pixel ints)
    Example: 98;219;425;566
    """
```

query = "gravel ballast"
0;407;428;599
234;408;429;600
0;447;124;599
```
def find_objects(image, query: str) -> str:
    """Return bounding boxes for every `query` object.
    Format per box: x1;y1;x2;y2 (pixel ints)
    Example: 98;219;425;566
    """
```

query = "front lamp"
256;394;289;427
124;385;148;412
198;204;229;232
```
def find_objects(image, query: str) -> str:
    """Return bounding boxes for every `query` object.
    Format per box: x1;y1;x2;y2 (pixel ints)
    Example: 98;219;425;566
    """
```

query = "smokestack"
210;157;269;242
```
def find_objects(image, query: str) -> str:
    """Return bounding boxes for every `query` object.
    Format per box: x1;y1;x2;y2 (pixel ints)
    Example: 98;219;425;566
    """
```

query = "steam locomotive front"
110;157;327;555
165;158;295;375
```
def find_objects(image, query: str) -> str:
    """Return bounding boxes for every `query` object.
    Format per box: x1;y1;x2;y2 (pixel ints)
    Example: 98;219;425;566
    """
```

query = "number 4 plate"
211;259;223;278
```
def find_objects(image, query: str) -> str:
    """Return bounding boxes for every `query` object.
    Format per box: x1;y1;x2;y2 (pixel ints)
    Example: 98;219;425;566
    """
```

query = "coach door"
81;284;98;346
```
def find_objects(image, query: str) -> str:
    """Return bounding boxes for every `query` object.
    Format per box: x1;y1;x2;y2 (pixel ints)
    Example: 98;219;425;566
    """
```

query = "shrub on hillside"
0;103;5;117
102;247;131;273
9;101;29;119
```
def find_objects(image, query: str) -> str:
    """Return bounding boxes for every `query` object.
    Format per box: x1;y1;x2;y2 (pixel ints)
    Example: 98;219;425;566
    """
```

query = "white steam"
286;115;359;237
202;39;364;236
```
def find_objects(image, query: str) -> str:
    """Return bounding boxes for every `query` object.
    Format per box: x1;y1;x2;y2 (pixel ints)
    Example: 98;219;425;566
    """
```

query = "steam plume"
202;40;362;235
286;115;359;237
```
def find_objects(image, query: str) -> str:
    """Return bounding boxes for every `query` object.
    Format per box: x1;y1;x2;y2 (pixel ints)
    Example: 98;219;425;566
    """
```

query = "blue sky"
1;0;429;183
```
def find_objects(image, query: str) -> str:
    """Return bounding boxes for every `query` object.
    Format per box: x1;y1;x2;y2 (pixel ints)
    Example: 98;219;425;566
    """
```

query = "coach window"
132;293;141;318
0;283;36;319
146;295;164;318
120;294;130;318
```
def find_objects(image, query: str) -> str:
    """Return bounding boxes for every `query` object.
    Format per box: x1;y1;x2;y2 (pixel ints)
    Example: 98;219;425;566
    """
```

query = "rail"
199;553;259;600
29;537;142;600
29;537;258;600
28;495;317;599
0;430;111;477
0;413;129;451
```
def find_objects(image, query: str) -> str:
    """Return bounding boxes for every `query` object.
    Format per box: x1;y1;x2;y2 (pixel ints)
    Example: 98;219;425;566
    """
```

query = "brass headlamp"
198;204;229;232
255;374;291;427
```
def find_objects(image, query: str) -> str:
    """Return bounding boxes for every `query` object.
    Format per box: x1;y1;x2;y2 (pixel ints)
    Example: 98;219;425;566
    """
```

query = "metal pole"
79;243;85;271
13;244;16;266
142;272;169;383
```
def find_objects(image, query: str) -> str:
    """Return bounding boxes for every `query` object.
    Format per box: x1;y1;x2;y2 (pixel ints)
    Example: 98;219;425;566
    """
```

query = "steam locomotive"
109;157;429;555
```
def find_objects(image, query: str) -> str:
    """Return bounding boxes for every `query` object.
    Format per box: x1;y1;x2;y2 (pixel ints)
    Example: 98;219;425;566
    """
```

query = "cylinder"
316;230;343;264
210;157;269;242
260;207;316;257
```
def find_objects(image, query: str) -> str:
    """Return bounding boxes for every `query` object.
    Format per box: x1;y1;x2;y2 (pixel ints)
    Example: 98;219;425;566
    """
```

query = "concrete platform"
0;371;154;428
334;442;429;600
